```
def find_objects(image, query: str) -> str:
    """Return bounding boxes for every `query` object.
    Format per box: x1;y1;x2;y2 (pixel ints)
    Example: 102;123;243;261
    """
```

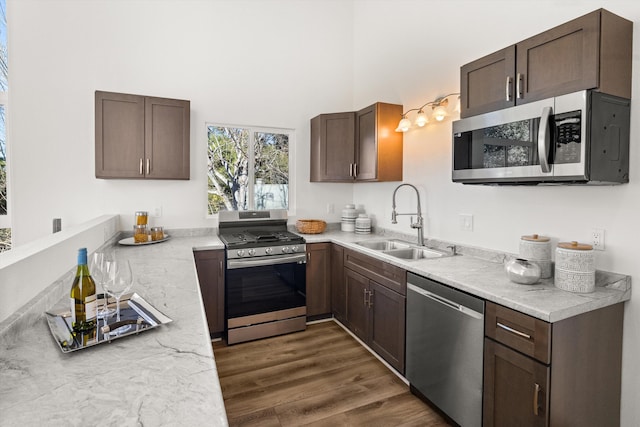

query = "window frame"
205;122;296;217
0;0;9;232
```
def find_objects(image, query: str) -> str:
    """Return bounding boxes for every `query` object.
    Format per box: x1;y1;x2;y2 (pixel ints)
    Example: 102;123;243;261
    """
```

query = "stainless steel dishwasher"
406;272;484;427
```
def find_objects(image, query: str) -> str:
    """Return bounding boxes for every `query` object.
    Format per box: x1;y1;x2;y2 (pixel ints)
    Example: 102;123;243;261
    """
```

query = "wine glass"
89;251;115;319
103;258;134;335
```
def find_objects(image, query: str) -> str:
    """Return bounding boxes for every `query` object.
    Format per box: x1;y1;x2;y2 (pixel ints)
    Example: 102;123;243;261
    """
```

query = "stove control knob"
291;245;299;253
248;249;256;256
281;246;290;254
237;250;245;257
265;247;273;255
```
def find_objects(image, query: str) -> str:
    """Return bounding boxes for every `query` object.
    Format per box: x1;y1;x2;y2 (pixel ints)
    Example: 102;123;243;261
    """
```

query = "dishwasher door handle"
408;283;484;320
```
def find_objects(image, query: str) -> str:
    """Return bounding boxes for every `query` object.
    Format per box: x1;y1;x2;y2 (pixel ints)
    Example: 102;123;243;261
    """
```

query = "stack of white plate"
355;214;371;234
341;204;357;232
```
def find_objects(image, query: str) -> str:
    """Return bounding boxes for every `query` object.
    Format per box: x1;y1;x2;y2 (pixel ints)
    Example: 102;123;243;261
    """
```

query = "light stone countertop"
0;231;227;427
0;226;631;426
302;229;631;323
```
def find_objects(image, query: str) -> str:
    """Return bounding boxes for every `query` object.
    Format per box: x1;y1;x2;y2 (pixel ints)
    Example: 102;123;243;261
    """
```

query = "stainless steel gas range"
217;209;307;345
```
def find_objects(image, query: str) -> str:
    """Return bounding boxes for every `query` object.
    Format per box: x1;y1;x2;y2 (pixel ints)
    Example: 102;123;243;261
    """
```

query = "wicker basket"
296;219;327;234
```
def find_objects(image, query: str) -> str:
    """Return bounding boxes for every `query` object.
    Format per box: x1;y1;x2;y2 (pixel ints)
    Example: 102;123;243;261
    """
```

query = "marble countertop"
0;233;227;427
0;226;631;426
302;229;631;323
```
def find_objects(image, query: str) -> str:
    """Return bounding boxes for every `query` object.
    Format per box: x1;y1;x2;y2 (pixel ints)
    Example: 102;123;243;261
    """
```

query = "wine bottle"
69;248;97;332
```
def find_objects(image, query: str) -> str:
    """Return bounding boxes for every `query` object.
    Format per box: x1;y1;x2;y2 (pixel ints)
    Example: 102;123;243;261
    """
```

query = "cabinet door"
355;102;403;182
306;243;331;318
344;268;369;342
460;46;516;118
145;96;190;180
355;104;377;181
193;250;225;337
516;10;599;103
368;281;405;373
484;339;549;427
310;112;355;182
95;91;145;178
331;244;346;323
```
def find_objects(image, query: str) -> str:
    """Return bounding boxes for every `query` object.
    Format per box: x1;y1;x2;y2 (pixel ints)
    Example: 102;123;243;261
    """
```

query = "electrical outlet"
591;228;605;250
327;203;334;214
459;214;474;231
152;206;163;218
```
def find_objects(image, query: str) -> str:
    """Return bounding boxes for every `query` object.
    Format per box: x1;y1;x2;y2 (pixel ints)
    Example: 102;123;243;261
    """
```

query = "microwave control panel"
554;110;582;164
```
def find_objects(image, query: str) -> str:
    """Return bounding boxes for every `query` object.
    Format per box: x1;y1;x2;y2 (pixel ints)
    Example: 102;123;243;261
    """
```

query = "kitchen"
1;0;639;426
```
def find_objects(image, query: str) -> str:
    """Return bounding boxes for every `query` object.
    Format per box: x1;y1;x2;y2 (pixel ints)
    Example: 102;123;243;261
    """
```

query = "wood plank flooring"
213;321;451;427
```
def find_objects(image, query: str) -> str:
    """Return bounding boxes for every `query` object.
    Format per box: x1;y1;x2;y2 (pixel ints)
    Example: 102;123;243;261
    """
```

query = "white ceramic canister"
519;234;552;279
341;204;357;232
355;214;372;234
554;241;595;293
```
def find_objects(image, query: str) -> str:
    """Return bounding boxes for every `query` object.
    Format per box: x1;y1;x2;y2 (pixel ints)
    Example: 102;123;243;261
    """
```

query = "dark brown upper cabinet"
461;9;632;118
310;112;355;182
310;102;403;182
95;91;190;179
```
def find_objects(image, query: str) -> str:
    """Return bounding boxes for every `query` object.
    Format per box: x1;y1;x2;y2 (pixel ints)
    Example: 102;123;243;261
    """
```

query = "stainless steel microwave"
452;90;630;185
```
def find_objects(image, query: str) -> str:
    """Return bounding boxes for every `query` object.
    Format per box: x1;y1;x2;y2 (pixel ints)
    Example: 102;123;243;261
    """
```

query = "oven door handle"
227;253;307;269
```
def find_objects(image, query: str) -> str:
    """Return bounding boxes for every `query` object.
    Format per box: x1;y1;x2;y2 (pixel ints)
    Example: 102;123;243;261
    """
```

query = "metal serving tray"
45;293;172;353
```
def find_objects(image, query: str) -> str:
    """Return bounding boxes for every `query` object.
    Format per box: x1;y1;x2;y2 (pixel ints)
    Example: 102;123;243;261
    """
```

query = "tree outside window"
207;125;290;214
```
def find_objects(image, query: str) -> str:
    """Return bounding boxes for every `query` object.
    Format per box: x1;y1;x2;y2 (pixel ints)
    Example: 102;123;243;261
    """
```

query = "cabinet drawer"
344;248;406;295
485;302;551;364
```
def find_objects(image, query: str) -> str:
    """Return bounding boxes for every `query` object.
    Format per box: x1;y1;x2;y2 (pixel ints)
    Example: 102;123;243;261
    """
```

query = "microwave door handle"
538;106;552;174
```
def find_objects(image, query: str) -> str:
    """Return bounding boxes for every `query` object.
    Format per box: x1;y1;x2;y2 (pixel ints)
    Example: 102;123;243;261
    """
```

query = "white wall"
5;0;640;424
7;0;356;246
352;1;640;425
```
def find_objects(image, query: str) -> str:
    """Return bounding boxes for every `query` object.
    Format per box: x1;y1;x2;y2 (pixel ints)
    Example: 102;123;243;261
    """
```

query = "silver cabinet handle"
497;321;532;340
368;289;373;308
533;383;541;416
139;158;144;175
353;163;358;178
363;289;368;306
146;158;150;175
516;72;523;99
538;106;552;173
349;163;354;177
505;76;513;101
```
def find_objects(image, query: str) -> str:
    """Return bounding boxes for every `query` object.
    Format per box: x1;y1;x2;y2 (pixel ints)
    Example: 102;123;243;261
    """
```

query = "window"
207;125;292;214
0;0;9;252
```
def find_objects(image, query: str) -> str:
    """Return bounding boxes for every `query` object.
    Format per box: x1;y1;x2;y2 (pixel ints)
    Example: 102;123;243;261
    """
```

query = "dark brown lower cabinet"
484;339;549;427
331;244;346;324
193;250;225;338
484;301;624;427
306;243;331;319
344;262;406;373
368;281;405;371
344;268;369;341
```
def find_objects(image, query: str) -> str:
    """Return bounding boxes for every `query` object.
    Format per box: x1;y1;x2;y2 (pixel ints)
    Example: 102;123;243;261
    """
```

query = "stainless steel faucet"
391;183;424;246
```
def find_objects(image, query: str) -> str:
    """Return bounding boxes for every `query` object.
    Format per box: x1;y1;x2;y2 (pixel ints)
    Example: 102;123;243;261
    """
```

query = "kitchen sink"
355;239;412;251
355;239;452;260
383;247;448;260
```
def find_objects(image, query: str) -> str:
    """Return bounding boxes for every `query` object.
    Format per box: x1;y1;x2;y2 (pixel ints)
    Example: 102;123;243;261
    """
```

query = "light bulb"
395;117;412;132
433;105;447;122
414;110;429;127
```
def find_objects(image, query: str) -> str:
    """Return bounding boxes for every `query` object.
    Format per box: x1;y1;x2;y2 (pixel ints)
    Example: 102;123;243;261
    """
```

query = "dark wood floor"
213;321;451;426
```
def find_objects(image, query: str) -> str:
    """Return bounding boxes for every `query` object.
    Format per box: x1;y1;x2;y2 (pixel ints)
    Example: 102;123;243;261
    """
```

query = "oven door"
452;97;555;184
226;253;307;323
